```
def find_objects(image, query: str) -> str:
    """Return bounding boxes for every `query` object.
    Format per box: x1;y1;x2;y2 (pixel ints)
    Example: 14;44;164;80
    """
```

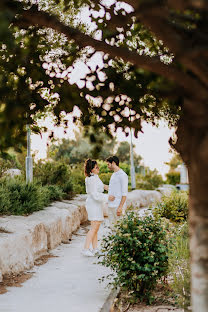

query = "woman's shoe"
92;248;102;256
82;249;94;257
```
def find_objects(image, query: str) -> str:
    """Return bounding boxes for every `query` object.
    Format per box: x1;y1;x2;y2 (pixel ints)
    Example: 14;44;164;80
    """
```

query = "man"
106;156;128;228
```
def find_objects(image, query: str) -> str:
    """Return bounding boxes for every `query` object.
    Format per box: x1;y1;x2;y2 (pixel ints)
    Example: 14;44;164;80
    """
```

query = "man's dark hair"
106;156;119;166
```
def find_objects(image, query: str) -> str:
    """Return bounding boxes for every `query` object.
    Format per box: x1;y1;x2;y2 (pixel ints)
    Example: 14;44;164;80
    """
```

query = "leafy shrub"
33;160;73;196
165;171;180;185
45;184;65;201
99;172;112;185
98;160;130;176
136;170;163;190
99;212;169;302
120;162;130;175
70;165;86;194
154;190;188;222
98;161;109;173
0;178;50;215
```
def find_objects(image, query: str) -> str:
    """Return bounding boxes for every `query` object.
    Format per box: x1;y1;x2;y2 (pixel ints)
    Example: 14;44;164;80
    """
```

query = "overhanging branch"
12;4;208;102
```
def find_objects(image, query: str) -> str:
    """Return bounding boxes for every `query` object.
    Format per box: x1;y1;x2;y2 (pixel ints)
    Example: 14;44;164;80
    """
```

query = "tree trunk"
175;119;208;312
188;159;208;312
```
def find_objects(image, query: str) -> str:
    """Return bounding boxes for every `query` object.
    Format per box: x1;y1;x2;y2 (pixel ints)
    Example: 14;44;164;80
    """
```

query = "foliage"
120;163;130;176
165;153;183;171
99;172;112;185
0;151;22;178
154;190;188;222
99;212;169;303
116;141;142;167
44;184;65;201
136;170;163;190
98;161;109;174
69;164;86;194
165;171;180;185
0;178;51;215
167;222;190;310
48;130;117;164
33;160;73;196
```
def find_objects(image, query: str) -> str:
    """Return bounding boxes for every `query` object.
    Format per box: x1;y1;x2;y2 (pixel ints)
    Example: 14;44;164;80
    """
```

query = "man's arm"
117;173;128;216
117;196;127;216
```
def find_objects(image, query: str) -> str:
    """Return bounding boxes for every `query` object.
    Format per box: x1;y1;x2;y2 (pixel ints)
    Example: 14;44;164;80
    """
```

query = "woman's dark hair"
84;158;97;177
106;156;119;166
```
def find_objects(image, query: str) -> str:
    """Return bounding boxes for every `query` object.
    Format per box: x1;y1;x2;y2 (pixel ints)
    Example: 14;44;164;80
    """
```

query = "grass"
167;222;191;310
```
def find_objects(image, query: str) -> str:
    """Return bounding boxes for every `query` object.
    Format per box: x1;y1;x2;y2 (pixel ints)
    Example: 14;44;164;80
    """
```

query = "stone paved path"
0;219;111;312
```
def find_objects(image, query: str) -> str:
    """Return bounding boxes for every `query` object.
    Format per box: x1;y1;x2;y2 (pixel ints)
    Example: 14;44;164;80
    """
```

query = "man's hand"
117;207;122;216
108;195;115;201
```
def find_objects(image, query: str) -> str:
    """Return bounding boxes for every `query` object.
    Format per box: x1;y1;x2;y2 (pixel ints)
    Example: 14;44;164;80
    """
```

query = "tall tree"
1;1;208;309
48;130;117;163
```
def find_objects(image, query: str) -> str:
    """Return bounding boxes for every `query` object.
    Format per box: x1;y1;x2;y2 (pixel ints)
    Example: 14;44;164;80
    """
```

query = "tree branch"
12;4;208;103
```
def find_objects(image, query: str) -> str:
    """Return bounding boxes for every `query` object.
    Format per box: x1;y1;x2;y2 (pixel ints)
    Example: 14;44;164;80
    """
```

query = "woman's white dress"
85;174;107;221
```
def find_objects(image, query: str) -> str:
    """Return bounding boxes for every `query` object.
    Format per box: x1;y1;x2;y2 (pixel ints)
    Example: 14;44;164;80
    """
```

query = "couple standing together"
82;156;128;257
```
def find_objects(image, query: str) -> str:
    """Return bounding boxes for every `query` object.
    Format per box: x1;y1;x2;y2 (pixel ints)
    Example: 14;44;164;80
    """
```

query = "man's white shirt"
108;169;128;208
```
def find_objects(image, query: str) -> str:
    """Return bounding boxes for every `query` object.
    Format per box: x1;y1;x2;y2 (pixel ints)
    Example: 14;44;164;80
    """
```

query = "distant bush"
154;190;188;222
136;170;163;190
98;160;130;176
120;162;130;175
70;165;86;194
99;172;112;185
98;161;109;173
165;171;180;185
33;160;73;197
99;212;169;303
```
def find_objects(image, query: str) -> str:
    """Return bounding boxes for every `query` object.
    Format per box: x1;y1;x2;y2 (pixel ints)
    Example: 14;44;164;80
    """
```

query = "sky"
31;3;175;178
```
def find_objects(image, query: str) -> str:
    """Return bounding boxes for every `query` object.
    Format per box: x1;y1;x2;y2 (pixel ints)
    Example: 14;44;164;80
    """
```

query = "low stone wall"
0;190;164;283
127;190;162;208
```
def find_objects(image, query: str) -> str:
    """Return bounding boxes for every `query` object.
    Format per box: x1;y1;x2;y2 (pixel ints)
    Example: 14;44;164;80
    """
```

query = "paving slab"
0;220;112;312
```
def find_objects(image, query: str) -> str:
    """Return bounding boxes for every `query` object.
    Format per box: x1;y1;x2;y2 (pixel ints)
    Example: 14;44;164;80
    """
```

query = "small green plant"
99;212;169;303
153;190;188;222
168;222;190;310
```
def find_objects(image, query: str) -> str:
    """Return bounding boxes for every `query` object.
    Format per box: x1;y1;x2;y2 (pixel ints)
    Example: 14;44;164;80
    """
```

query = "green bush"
153;190;188;222
33;160;73;196
98;161;109;173
44;184;65;201
0;178;51;215
99;212;169;302
69;164;86;194
99;172;112;185
165;171;180;185
120;162;130;175
136;170;163;190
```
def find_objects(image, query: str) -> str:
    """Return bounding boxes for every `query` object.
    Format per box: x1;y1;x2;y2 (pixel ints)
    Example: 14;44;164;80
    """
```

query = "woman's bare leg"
84;221;98;249
92;221;101;249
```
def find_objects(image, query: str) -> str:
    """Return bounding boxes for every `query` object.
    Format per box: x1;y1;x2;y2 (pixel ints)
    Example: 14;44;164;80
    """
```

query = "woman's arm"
87;177;106;202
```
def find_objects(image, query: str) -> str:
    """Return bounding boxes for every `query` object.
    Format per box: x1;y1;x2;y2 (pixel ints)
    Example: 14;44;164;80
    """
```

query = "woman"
83;158;108;257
